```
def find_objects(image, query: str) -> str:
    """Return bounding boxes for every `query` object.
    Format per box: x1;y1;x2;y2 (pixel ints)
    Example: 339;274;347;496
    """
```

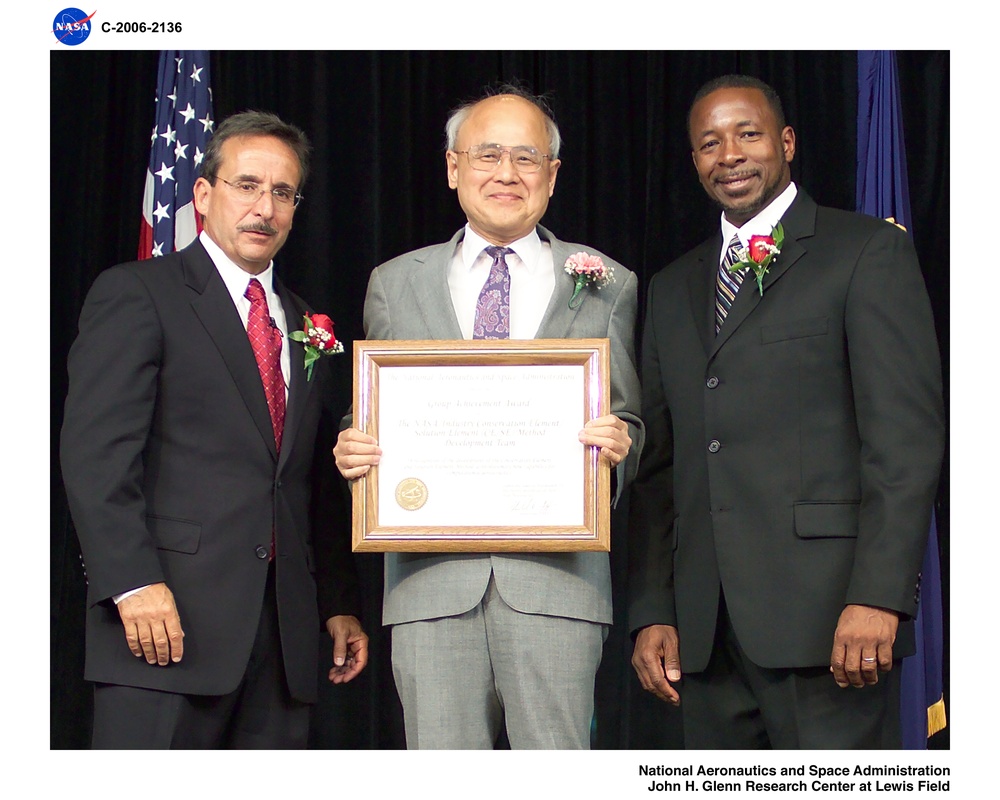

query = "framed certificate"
351;339;611;552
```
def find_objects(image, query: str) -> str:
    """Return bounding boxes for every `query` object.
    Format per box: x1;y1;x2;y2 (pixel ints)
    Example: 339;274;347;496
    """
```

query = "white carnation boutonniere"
564;252;615;309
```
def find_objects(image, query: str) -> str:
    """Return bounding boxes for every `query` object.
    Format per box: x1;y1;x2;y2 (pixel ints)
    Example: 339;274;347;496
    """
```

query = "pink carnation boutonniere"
564;252;615;309
288;313;344;380
730;222;785;296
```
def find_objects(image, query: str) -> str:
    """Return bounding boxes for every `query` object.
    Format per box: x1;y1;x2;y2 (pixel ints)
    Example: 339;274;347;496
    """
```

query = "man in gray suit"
334;85;643;749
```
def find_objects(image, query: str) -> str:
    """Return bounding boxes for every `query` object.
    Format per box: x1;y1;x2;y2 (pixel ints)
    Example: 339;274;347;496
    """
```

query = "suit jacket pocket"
147;514;202;554
761;316;828;344
793;502;859;539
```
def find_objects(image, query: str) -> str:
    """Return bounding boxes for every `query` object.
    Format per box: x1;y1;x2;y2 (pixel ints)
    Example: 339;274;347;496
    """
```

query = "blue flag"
856;49;946;749
139;51;214;259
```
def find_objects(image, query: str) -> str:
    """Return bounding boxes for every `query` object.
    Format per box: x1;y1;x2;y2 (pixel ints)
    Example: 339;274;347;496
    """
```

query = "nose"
719;136;746;166
251;187;275;215
493;150;520;182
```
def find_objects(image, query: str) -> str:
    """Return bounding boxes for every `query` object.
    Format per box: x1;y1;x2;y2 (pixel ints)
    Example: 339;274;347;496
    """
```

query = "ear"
193;176;212;216
546;158;560;198
781;126;796;164
446;151;459;190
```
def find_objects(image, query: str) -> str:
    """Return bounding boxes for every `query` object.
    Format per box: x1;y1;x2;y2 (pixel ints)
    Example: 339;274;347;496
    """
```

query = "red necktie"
244;278;285;452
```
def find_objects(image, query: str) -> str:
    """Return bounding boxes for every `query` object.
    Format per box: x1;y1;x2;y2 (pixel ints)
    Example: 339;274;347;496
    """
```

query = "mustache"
238;222;278;235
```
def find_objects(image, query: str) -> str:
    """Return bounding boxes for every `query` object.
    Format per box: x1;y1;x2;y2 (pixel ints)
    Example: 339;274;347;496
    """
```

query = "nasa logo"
52;8;94;46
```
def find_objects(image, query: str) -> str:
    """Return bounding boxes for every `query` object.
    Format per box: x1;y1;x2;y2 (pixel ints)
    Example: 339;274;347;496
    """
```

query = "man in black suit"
60;111;368;748
628;75;944;748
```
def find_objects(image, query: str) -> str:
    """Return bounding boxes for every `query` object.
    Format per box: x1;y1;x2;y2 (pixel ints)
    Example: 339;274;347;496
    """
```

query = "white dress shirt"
448;225;555;340
199;231;291;394
718;181;798;262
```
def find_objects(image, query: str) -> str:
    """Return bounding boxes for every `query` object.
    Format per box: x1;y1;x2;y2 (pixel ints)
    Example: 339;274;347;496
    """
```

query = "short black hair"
688;74;786;134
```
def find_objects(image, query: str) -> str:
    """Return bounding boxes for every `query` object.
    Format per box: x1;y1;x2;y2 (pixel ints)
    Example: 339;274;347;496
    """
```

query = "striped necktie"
715;235;746;334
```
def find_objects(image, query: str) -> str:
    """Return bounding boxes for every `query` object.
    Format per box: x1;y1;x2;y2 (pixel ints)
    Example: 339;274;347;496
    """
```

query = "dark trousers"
681;593;900;749
91;564;309;749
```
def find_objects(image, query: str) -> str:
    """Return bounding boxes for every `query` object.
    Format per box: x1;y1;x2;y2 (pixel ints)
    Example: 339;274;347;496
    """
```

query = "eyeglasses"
218;178;303;208
455;144;552;174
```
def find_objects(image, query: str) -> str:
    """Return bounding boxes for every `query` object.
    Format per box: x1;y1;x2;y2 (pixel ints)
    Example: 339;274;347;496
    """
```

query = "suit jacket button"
706;376;719;389
255;545;269;560
708;440;721;453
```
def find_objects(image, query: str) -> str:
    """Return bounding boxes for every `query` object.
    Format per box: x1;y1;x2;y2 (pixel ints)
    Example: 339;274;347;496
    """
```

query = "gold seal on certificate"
395;478;428;511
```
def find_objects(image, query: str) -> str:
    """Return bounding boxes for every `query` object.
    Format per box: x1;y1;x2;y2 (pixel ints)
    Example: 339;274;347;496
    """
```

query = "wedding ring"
862;657;876;663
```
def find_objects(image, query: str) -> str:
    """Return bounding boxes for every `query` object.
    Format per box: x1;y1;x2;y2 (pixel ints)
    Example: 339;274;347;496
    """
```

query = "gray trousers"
391;573;607;749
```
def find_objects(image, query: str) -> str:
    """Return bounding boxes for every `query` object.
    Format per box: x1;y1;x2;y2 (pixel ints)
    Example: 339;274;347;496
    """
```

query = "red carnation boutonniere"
288;313;344;381
729;222;785;296
564;252;615;309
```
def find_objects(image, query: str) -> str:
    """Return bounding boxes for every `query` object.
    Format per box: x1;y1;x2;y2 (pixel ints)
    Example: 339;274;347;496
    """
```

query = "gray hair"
445;83;562;160
199;110;312;189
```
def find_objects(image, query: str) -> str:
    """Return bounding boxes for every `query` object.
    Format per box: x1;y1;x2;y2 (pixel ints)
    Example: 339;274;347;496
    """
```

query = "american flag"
138;51;214;259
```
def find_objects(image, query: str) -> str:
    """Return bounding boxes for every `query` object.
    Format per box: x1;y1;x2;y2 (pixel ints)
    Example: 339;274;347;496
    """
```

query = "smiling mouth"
715;172;759;194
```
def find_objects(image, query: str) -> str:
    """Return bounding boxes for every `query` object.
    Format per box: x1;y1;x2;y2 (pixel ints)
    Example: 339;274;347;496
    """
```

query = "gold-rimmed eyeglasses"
454;144;552;174
218;178;303;208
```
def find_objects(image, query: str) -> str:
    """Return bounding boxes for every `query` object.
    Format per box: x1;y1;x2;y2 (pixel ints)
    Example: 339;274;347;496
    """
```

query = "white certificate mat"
377;365;584;527
351;339;611;552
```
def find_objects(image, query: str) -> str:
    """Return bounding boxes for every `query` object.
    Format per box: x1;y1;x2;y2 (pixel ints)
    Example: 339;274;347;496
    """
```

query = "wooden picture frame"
350;339;611;552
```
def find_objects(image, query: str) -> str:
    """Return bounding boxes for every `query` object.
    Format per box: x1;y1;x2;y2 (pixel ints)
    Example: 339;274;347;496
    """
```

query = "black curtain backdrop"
50;50;949;750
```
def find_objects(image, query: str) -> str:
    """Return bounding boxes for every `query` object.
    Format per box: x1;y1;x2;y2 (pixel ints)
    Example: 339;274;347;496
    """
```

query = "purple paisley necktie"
473;246;512;339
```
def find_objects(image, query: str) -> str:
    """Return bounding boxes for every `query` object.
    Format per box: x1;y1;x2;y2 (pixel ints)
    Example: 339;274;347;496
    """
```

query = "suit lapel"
409;229;464;339
534;226;585;339
687;237;720;358
184;241;278;461
710;191;816;357
711;259;760;355
276;279;311;472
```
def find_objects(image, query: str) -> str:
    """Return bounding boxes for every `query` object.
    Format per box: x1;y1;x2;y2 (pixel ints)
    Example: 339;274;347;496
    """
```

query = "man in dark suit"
60;111;368;748
334;86;643;748
628;75;944;748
